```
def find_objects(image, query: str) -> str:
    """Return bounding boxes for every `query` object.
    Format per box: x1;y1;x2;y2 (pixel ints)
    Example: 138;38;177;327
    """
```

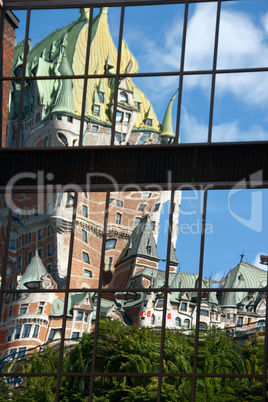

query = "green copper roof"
18;250;48;290
116;215;159;265
221;262;267;289
22;11;87;77
160;90;178;138
52;48;75;114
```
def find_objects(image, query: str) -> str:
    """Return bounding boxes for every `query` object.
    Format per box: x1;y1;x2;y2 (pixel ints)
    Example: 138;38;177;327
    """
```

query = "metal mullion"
0;208;12;321
3;1;233;11
110;5;124;146
78;7;93;147
261;286;268;400
157;189;175;402
88;191;110;402
0;8;4;148
54;191;78;401
2;65;268;80
15;7;30;148
207;0;221;144
174;1;188;145
191;188;208;402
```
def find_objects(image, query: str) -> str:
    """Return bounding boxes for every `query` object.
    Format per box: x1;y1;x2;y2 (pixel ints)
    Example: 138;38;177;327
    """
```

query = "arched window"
58;133;68;146
183;319;190;329
199;323;207;331
151;314;155;325
175;317;181;327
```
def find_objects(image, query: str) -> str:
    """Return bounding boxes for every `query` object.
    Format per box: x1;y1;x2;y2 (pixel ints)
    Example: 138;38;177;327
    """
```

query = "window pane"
184;2;217;71
4;192;73;290
122;4;184;73
217;0;268;70
27;9;84;77
95;292;162;373
11;79;83;148
0;292;65;373
69;192;106;289
115;76;179;146
3;10;27;78
93;376;158;400
63;291;96;373
103;191;171;289
0;377;57;399
87;7;121;75
195;377;263;400
202;189;268;288
212;72;268;142
179;75;211;143
169;190;203;288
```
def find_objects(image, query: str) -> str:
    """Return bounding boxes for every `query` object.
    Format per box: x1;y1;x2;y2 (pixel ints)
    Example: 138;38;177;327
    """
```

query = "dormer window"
146;245;152;255
120;92;127;103
99;92;104;103
93;105;100;117
145;118;152;127
124;113;131;123
116;111;123;122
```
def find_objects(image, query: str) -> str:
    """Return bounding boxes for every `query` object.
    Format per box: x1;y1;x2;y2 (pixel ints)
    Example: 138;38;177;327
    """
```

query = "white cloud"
262;12;268;34
180;107;268;143
252;252;268;270
180;107;208;143
184;2;217;71
124;13;183;73
217;10;268;69
212;121;268;142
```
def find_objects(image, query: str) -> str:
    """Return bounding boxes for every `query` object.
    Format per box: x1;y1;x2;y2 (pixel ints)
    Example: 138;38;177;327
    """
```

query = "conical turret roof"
18;249;48;290
160;90;178;139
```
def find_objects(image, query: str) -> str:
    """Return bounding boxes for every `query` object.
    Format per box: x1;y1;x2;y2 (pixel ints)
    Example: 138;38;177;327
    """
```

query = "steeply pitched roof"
221;261;267;289
12;8;160;132
18;250;48;290
116;215;159;265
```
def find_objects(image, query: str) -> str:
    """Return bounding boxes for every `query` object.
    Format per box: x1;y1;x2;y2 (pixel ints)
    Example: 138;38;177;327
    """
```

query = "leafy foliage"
0;322;265;401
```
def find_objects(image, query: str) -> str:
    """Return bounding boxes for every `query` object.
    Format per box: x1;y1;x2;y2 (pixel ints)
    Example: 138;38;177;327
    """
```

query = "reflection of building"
0;7;182;361
6;8;176;148
0;6;266;364
1;10;19;146
133;260;266;334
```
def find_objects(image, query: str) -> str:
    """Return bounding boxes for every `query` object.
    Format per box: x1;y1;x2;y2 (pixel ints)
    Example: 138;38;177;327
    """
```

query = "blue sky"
155;188;268;285
12;2;268;142
11;3;268;282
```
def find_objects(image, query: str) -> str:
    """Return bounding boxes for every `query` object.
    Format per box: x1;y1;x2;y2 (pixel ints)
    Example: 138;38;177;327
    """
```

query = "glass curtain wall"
0;1;268;401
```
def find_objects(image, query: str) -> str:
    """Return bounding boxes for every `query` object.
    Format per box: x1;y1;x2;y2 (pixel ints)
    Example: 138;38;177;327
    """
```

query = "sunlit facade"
0;0;268;400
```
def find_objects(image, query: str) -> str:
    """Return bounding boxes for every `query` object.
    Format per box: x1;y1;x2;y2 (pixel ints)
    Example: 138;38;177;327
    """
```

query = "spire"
98;78;104;93
160;90;178;143
105;54;115;74
93;84;101;105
